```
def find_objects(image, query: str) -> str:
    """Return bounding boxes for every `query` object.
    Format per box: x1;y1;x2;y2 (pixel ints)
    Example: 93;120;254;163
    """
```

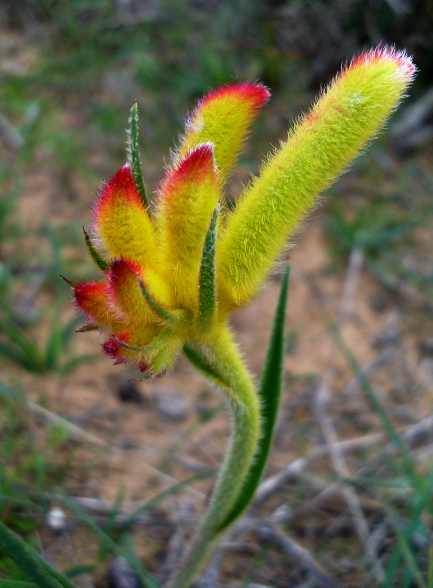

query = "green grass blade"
198;205;219;330
127;102;148;210
218;264;290;531
0;520;75;588
386;510;427;588
123;470;213;529
59;494;160;588
60;354;96;374
384;462;433;586
0;582;38;588
329;320;422;489
0;341;44;374
0;317;45;372
83;227;109;272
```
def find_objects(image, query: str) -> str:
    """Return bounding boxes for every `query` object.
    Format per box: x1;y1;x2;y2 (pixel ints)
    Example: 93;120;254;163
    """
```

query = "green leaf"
198;205;219;330
137;275;181;325
127;102;148;210
64;564;95;579
0;316;45;372
60;316;83;346
45;315;63;371
218;264;290;531
183;343;230;390
0;520;75;588
83;227;109;272
0;341;44;375
60;353;96;375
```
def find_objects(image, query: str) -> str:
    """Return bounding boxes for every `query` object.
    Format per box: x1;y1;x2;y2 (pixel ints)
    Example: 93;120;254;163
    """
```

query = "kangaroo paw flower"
69;47;415;588
71;46;414;378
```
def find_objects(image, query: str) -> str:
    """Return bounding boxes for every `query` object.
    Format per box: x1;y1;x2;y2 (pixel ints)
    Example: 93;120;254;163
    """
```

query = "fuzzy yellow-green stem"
165;326;260;588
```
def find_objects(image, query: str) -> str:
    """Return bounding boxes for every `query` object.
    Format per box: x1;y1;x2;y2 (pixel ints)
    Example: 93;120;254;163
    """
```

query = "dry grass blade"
314;380;385;582
257;523;335;588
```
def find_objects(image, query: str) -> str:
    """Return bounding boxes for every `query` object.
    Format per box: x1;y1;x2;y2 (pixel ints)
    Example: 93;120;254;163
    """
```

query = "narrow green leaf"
198;205;219;330
0;520;75;588
183;343;230;390
123;470;213;530
64;564;95;579
61;316;83;346
83;227;109;272
218;264;290;531
76;323;98;333
59;494;160;588
127;102;148;210
0;341;45;374
137;275;181;324
0;316;43;365
60;354;96;374
59;275;78;288
386;511;427;588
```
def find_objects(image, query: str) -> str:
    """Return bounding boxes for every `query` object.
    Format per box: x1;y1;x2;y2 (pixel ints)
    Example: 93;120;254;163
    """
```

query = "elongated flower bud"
156;144;220;307
176;82;270;182
217;47;416;308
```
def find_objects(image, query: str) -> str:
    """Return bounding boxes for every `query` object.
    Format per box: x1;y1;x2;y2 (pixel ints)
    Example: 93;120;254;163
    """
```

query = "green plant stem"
166;326;260;588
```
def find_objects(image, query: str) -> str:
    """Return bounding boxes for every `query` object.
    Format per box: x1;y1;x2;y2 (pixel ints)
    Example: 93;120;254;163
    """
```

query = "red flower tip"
74;281;107;312
175;143;215;179
158;143;216;199
102;336;149;373
199;81;271;113
93;165;142;221
102;337;121;359
108;258;141;286
349;45;416;80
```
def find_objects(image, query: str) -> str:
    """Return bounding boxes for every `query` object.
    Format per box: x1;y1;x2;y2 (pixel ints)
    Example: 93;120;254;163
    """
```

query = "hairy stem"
166;326;260;588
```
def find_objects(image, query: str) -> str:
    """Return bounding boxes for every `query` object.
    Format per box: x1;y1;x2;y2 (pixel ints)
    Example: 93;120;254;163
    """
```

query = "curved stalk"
166;326;260;588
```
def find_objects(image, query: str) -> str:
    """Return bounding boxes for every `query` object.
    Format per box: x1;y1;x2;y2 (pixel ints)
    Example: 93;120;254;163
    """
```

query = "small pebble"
268;503;292;525
109;556;141;588
153;387;191;422
117;381;144;404
45;507;66;532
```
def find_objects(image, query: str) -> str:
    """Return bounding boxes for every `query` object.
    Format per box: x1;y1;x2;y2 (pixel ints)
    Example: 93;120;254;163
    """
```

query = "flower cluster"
69;47;415;379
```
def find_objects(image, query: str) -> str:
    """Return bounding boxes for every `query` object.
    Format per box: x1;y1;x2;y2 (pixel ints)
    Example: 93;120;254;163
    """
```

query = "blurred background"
1;1;433;586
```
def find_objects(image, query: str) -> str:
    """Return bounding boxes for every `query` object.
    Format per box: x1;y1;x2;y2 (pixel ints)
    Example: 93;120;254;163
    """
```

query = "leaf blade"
198;205;219;330
218;264;290;530
83;227;109;271
127;101;148;210
0;520;75;588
